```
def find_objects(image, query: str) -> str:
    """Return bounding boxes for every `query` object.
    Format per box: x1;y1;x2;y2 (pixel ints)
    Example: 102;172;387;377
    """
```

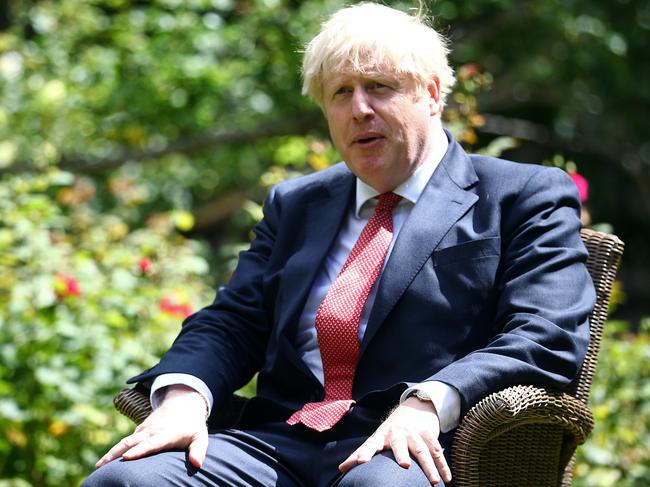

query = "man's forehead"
323;63;403;84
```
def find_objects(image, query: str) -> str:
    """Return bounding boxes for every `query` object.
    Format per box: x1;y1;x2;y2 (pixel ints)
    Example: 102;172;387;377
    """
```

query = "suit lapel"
275;170;355;379
359;139;479;356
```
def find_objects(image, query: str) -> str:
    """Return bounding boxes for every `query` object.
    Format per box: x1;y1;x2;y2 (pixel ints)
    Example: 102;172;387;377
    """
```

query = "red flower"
159;295;193;318
458;63;480;80
568;172;589;203
138;257;153;274
54;273;82;299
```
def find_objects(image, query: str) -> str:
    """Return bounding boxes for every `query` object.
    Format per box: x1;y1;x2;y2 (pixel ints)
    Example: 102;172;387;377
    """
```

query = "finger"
188;430;209;469
95;433;144;468
338;434;383;473
354;434;385;463
338;446;363;473
121;436;162;461
388;432;411;468
407;435;441;485
121;427;185;461
422;436;451;484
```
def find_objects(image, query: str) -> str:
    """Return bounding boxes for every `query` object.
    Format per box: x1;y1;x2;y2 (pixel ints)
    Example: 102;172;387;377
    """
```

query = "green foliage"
574;319;650;487
0;169;214;485
0;0;646;485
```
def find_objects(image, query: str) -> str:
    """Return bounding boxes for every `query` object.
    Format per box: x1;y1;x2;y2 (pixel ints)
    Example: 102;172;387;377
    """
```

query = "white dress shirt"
152;143;461;433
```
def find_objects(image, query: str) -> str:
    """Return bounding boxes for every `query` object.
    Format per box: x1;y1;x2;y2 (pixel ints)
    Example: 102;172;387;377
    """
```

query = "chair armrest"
451;385;593;486
113;387;152;425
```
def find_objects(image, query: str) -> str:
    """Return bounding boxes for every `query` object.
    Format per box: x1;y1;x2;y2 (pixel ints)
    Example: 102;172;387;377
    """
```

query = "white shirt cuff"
400;381;461;433
150;374;214;414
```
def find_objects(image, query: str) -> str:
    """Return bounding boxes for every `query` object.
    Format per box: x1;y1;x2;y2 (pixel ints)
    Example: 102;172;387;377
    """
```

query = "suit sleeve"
429;167;596;415
127;186;282;409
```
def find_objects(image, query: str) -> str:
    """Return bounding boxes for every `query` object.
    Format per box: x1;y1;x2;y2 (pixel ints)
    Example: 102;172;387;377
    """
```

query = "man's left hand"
338;396;452;485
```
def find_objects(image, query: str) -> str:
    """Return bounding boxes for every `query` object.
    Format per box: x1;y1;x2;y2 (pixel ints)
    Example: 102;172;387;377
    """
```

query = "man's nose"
351;89;374;120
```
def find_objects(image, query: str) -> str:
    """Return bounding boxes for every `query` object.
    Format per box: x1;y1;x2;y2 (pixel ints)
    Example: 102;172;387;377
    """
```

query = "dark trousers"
82;406;446;487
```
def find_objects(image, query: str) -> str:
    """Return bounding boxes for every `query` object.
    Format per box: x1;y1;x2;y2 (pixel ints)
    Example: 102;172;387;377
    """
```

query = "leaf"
0;399;26;421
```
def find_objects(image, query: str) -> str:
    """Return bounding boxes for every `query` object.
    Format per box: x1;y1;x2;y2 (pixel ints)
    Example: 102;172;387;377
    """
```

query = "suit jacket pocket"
433;237;500;267
430;237;501;326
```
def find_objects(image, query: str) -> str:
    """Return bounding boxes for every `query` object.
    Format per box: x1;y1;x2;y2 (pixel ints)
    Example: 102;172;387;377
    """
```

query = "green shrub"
0;169;214;485
574;319;650;486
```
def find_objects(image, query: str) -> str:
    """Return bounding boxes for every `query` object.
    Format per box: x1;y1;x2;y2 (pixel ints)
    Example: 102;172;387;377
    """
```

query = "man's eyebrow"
324;75;351;91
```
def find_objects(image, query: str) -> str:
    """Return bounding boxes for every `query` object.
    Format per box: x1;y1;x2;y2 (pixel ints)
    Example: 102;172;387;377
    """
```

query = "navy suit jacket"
130;134;595;428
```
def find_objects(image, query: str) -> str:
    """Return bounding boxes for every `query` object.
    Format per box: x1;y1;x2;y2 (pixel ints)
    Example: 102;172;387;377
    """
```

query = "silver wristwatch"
410;389;432;403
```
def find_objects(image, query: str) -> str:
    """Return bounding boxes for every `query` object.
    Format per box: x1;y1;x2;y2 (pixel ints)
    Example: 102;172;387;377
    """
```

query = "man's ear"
427;77;442;116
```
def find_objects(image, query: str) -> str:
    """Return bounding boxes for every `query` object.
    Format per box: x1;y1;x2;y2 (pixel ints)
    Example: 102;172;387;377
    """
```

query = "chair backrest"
568;228;625;404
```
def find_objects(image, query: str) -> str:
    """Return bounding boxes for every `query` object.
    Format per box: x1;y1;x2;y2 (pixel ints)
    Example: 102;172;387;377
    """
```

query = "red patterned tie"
287;192;402;431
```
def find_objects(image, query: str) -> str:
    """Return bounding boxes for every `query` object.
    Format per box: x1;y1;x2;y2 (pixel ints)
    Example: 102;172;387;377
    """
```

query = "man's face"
322;67;441;193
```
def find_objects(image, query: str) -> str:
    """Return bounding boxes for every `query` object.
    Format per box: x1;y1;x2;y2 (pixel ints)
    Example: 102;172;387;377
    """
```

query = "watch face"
416;390;431;401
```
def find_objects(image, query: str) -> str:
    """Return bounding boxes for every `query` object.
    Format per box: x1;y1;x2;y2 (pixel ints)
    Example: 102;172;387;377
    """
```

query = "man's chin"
355;171;402;194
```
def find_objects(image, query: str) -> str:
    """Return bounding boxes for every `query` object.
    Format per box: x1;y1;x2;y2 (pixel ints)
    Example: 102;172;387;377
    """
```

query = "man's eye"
335;87;351;96
369;82;388;90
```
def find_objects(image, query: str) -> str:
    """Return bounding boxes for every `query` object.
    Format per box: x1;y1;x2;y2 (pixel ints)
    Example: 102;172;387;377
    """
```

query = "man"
84;3;595;486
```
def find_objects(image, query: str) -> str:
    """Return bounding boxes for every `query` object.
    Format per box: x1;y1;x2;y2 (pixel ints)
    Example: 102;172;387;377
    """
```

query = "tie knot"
375;192;402;212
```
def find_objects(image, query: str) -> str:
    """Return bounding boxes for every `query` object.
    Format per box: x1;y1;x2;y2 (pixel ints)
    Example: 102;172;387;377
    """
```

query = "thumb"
188;429;209;469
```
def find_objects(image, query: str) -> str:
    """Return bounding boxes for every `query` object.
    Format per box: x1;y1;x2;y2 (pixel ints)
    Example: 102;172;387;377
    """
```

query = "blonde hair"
302;2;456;107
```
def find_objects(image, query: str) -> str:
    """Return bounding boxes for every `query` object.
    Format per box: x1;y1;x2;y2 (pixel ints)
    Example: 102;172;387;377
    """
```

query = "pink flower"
54;273;82;299
568;172;589;203
138;257;153;274
159;295;193;318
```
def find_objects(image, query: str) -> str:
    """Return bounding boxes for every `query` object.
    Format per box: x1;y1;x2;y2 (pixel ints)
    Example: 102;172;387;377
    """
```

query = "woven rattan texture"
570;229;625;404
113;387;151;425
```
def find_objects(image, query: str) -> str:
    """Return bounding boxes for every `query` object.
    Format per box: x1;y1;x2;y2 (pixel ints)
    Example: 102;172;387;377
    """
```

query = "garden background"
0;0;648;485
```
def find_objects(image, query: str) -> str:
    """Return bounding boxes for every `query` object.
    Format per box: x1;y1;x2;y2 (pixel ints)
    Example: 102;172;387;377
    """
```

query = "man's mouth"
353;133;385;146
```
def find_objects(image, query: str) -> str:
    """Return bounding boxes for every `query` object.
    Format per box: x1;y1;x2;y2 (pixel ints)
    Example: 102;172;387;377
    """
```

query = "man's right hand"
95;384;209;469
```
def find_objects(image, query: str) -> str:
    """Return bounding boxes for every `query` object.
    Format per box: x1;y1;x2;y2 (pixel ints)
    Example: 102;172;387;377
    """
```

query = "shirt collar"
354;148;445;217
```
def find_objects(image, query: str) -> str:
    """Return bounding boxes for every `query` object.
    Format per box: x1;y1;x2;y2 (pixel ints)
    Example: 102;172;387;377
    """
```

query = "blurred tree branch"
1;112;324;176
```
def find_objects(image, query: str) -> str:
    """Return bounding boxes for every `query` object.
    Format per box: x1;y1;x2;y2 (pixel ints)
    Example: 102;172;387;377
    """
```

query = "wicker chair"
113;228;624;486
